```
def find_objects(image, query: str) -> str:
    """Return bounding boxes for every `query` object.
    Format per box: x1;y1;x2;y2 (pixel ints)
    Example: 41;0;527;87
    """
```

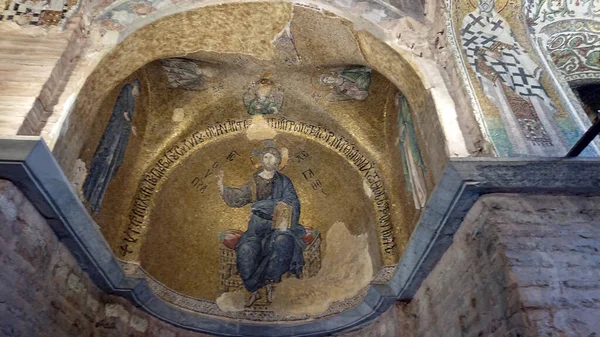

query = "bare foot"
266;284;273;303
245;291;261;307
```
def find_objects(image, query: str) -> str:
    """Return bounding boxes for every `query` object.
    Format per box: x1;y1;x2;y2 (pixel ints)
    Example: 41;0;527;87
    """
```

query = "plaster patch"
246;115;278;140
153;0;173;10
129;315;148;332
379;322;388;335
156;329;176;337
101;30;120;46
105;303;130;323
334;0;358;9
363;178;374;198
272;221;372;315
111;10;137;26
67;273;86;293
86;294;100;313
54;264;69;282
70;159;87;197
172;108;184;122
122;262;140;276
363;8;387;24
0;194;17;222
215;291;246;312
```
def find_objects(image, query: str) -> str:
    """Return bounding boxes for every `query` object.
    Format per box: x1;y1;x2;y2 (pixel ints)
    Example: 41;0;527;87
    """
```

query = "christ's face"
132;84;141;98
321;76;338;85
478;0;495;13
262;152;279;171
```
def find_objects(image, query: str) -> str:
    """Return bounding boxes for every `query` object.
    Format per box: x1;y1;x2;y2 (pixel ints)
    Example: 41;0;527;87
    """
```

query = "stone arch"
40;2;471;335
45;0;470;178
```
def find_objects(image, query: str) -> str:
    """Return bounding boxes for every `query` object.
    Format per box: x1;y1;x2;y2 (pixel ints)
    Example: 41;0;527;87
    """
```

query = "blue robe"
83;82;136;212
222;171;306;292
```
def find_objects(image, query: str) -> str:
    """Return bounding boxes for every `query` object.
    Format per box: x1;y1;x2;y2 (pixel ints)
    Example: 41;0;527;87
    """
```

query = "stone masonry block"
129;314;149;332
402;194;600;337
105;303;130;324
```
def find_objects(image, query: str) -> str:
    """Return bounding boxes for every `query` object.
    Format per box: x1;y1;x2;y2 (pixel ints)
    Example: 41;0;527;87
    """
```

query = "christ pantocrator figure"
217;146;306;307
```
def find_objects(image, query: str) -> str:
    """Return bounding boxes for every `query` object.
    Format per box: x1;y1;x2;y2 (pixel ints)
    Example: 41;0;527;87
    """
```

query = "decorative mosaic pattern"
457;0;569;156
396;93;427;209
243;78;285;115
311;66;373;102
118;260;371;322
0;0;79;27
445;0;598;157
371;265;395;284
160;58;226;91
524;0;600;28
547;30;600;82
312;286;369;319
541;20;600;84
539;18;600;36
274;24;301;66
524;1;600;84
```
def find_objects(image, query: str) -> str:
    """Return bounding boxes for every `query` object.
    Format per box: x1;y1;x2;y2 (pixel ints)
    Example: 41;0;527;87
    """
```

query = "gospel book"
272;202;292;230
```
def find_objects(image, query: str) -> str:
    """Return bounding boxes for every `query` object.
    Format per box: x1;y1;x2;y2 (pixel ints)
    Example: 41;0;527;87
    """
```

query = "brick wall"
487;195;600;336
0;18;85;136
398;194;600;337
0;179;213;337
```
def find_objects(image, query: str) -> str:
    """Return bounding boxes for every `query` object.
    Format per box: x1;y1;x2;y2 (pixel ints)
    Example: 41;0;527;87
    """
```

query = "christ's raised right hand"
217;170;224;194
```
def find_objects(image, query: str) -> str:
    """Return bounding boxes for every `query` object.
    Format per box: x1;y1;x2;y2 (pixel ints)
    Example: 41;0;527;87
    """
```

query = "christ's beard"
263;164;277;171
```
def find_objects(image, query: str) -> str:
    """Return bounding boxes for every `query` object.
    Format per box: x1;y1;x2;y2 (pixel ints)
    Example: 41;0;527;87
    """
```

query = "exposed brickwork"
489;195;600;337
398;194;600;337
0;179;212;337
0;17;85;136
396;198;527;337
0;31;64;134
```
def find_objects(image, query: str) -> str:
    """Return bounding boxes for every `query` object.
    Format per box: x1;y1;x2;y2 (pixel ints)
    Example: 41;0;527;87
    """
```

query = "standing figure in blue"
217;145;306;307
83;80;140;212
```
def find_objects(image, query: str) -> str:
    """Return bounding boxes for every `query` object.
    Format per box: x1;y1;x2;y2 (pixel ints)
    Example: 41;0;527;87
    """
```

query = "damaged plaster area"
246;115;278;141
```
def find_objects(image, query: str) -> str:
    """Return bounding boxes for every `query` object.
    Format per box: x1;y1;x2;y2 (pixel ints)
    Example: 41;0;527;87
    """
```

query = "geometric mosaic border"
371;265;396;284
119;260;369;322
0;0;80;27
